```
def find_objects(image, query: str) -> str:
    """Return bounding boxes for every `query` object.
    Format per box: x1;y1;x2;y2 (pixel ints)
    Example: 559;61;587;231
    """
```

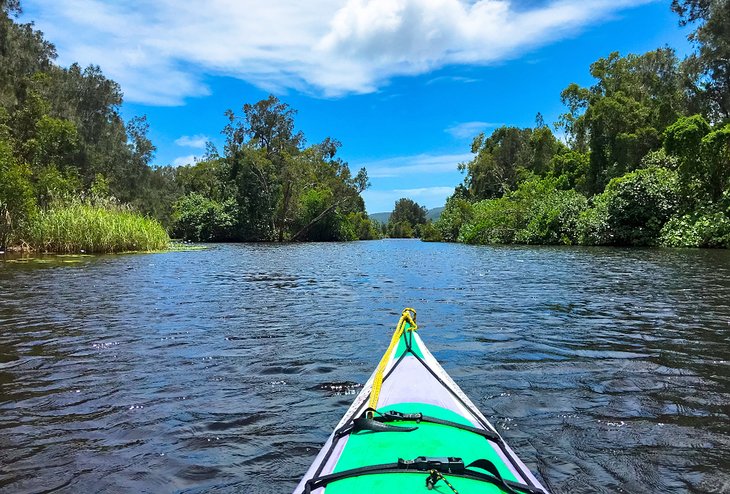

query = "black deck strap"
353;416;418;433
467;459;520;494
302;457;547;494
374;410;503;444
408;350;536;486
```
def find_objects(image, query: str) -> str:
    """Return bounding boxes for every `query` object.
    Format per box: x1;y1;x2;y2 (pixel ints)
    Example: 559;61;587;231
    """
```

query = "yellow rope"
367;308;418;417
427;469;459;493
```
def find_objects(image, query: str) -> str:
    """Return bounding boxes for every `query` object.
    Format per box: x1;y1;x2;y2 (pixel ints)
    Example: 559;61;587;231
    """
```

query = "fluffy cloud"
171;155;198;167
23;0;650;105
445;121;502;139
174;134;208;149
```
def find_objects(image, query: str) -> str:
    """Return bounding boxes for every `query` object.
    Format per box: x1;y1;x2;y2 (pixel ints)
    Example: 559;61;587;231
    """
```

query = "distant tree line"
0;2;378;250
426;0;730;248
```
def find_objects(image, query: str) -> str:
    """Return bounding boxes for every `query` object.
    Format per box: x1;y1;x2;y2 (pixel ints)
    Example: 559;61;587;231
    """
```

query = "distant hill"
368;211;391;224
369;207;444;224
427;207;444;221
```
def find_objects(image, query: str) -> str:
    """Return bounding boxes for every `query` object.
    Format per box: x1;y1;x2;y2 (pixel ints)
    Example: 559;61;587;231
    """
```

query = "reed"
23;202;170;253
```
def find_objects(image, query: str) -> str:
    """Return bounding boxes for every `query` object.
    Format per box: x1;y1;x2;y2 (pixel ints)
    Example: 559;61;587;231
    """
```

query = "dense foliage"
435;1;730;249
0;2;170;251
386;198;428;238
459;176;587;245
171;96;375;242
0;3;377;251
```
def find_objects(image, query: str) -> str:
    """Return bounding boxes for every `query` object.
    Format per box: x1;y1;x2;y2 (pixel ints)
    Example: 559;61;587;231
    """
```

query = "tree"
0;139;36;248
459;176;587;245
700;123;730;201
672;0;730;120
172;193;235;242
32;64;131;190
549;150;590;194
219;96;370;242
664;114;712;200
387;198;427;238
289;142;369;241
558;49;688;194
460;127;532;199
116;115;155;202
223;95;305;240
434;196;473;242
460;125;564;200
0;4;56;108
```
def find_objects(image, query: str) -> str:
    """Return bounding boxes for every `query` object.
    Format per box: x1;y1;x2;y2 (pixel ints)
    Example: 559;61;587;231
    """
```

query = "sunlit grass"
23;202;170;254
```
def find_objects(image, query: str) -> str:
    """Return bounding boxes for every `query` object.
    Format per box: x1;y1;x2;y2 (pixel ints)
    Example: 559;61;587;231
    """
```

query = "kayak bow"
294;308;549;494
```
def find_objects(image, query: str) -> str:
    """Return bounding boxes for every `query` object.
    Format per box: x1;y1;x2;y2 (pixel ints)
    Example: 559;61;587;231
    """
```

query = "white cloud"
171;155;198;167
445;121;502;139
175;134;208;149
426;75;479;85
363;186;456;212
359;152;472;178
23;0;651;105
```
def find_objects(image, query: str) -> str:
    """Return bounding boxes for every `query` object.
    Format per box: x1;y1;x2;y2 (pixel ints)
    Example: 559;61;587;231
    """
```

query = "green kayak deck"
294;310;548;494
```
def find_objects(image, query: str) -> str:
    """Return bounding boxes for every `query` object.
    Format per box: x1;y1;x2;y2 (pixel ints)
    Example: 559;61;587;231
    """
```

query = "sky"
21;0;693;213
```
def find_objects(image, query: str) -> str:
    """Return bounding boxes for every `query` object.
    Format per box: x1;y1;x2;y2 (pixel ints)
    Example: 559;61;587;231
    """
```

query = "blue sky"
22;0;692;213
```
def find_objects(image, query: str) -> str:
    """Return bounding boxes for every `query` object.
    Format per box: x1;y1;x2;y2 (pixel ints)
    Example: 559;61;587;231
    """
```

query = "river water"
1;240;729;493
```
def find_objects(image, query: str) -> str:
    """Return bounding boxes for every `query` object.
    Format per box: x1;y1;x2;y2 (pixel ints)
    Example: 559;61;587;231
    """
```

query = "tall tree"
672;0;730;120
223;95;306;240
290;138;368;241
0;1;56;108
558;49;688;194
460;125;564;200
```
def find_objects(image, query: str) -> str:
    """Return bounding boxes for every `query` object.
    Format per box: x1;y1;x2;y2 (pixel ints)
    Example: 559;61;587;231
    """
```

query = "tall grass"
23;201;170;253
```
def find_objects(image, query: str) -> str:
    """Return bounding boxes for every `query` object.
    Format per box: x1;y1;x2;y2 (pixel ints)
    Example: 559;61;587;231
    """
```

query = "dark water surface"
1;241;729;493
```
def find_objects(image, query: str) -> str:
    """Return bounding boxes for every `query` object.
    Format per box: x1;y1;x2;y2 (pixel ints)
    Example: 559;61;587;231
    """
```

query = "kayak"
294;308;549;494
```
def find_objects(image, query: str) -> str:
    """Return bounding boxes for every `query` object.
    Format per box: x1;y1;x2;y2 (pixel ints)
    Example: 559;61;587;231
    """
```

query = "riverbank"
422;174;730;249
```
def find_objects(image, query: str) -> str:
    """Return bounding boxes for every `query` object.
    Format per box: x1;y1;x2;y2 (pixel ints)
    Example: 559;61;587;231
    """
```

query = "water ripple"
1;242;729;493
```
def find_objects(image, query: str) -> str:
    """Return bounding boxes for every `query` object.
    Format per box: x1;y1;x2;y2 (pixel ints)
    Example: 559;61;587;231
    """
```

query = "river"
1;240;729;493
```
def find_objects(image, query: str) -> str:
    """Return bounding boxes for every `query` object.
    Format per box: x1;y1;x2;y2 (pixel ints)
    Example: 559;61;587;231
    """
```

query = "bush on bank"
578;167;680;246
659;208;730;248
458;176;588;245
22;201;170;253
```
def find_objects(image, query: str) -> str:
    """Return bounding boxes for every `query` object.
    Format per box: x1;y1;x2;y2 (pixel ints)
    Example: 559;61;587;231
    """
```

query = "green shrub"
549;150;590;194
577;193;612;245
459;176;587;245
660;208;730;248
420;222;443;242
388;220;414;238
0;141;37;249
345;211;380;240
293;188;340;241
701;124;730;202
172;193;236;242
579;167;679;246
601;167;680;245
434;197;473;242
459;196;523;244
512;178;587;244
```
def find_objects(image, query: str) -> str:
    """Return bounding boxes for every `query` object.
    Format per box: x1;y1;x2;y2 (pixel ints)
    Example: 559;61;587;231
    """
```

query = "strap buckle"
398;456;465;473
381;410;423;423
